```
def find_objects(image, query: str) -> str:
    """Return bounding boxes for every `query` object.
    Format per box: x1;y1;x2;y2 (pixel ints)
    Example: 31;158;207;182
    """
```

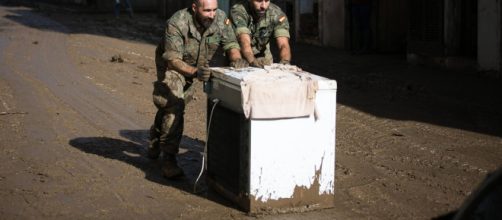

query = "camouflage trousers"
150;50;195;156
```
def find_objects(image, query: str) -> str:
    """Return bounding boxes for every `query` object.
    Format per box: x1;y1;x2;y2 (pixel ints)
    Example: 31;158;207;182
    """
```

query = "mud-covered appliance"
205;66;337;213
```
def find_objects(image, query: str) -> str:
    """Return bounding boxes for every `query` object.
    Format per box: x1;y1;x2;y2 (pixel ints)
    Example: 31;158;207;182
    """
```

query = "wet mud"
0;3;501;220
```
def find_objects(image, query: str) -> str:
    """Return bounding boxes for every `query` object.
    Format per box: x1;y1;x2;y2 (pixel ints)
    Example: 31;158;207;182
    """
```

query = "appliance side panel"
314;89;337;195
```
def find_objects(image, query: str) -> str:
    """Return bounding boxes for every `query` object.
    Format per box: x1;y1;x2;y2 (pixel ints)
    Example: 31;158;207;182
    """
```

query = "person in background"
351;0;372;54
114;0;133;18
148;0;248;179
229;0;291;68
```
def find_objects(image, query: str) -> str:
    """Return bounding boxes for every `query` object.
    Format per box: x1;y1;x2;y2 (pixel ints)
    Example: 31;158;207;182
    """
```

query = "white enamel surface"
249;88;336;202
210;66;337;90
208;66;337;202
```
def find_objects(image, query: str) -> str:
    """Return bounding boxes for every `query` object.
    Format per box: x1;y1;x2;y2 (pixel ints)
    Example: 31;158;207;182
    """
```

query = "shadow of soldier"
68;130;236;209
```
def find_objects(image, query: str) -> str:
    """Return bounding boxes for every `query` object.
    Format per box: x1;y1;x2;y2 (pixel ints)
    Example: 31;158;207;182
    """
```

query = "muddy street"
0;3;501;219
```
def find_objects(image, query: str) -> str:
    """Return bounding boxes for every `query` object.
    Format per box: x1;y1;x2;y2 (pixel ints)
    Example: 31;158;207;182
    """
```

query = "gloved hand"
279;59;291;65
196;65;211;82
250;57;272;68
230;58;249;69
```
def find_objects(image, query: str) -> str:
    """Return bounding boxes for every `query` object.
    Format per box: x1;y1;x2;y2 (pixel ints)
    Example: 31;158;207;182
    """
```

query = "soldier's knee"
150;124;160;137
166;102;185;115
152;70;185;109
152;81;170;109
153;94;185;111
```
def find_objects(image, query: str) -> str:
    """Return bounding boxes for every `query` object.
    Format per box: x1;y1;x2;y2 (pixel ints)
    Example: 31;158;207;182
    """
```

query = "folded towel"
240;64;319;119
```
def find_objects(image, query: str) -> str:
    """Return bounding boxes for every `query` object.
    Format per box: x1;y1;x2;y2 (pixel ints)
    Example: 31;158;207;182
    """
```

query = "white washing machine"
205;66;337;213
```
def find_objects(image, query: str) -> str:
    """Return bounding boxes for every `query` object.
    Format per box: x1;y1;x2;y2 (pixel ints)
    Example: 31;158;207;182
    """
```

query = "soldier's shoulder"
268;3;286;14
215;9;228;19
230;2;250;24
215;9;231;27
231;1;246;10
268;3;288;25
168;8;191;24
230;2;247;14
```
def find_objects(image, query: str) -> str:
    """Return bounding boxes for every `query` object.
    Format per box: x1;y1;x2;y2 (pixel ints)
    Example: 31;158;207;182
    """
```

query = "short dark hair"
193;0;201;6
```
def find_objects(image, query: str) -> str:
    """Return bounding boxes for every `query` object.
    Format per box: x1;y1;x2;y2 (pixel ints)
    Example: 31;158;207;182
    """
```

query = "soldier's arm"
273;10;292;63
237;34;257;63
226;48;243;62
229;5;255;63
167;59;197;77
163;21;197;77
276;36;291;63
220;14;244;63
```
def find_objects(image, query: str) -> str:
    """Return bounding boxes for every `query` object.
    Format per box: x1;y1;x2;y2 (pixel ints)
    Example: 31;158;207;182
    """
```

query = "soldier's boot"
162;154;184;179
147;125;161;159
147;141;160;159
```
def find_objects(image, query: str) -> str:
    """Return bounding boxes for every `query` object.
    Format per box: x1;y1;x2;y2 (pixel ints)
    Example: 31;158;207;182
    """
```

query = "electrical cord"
193;98;220;193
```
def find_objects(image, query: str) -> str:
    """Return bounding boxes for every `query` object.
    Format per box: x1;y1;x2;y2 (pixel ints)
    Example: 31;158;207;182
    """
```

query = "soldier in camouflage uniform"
230;0;292;68
150;0;248;179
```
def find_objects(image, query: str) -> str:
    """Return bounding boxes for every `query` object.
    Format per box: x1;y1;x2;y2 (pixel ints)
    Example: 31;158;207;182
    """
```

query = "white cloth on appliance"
240;64;319;119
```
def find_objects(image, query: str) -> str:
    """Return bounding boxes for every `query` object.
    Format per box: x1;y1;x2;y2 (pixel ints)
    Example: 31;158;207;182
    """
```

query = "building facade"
39;0;501;73
288;0;500;73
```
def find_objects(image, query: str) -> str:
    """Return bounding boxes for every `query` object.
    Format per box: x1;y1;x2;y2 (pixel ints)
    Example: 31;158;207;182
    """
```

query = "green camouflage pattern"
151;68;187;155
151;8;239;155
160;8;240;67
230;1;290;60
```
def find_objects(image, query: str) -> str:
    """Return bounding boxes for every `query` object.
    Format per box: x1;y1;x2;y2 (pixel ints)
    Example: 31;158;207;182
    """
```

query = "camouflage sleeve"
230;4;251;36
273;9;290;38
162;21;185;61
221;17;240;51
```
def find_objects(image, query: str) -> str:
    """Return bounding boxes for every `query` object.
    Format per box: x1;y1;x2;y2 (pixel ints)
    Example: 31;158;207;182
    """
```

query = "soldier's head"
248;0;270;18
192;0;218;29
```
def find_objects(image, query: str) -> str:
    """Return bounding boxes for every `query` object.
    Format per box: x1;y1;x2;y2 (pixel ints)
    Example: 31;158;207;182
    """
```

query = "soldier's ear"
192;3;197;13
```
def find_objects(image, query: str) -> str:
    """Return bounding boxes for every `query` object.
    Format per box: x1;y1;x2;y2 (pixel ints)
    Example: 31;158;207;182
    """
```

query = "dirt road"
0;4;501;219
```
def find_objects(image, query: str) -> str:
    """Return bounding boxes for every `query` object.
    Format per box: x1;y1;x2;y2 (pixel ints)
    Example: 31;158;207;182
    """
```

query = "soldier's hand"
196;65;211;82
279;59;291;65
250;57;272;68
230;58;249;69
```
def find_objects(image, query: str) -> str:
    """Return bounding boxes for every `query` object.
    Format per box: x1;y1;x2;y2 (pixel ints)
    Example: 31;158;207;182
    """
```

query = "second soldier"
230;0;292;68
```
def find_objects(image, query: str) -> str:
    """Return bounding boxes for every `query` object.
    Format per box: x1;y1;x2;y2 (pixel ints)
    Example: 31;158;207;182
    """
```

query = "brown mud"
0;3;501;220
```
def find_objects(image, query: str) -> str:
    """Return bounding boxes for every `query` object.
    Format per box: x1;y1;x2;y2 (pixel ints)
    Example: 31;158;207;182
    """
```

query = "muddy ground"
0;3;501;219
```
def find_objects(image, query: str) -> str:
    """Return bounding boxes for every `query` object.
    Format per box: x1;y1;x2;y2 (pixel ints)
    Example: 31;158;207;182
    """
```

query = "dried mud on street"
0;4;501;220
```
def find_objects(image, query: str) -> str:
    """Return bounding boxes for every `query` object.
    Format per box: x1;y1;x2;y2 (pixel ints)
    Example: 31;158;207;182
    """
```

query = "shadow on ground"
68;130;238;211
1;4;162;44
292;44;502;137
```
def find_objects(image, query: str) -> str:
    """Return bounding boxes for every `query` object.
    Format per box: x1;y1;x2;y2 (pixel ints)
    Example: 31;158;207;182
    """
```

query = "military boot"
162;154;184;179
147;140;161;159
147;126;161;159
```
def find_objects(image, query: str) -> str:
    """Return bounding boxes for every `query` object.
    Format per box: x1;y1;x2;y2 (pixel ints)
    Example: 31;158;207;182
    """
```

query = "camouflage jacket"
159;8;240;67
230;1;290;57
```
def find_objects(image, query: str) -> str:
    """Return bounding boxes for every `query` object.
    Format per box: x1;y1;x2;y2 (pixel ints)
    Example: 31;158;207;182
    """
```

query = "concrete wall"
444;0;461;56
320;0;345;48
376;0;408;53
157;0;191;19
300;0;315;14
478;0;501;71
